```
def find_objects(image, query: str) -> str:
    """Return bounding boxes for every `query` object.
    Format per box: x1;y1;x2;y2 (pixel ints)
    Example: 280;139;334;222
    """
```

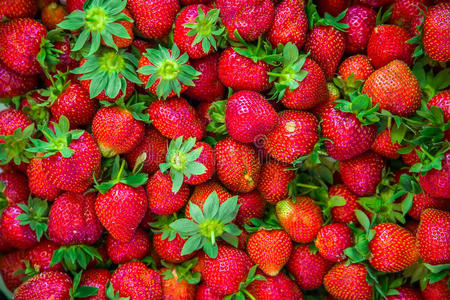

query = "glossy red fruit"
247;271;304;300
235;191;266;226
428;90;450;139
153;232;195;263
287;244;333;290
0;250;27;291
195;282;222;300
421;276;450;299
371;128;403;159
0;0;38;19
386;285;423;300
14;271;73;300
0;171;29;205
318;0;349;16
27;156;62;201
329;184;364;224
422;3;450;62
79;268;111;300
41;2;68;30
342;5;377;54
419;151;450;199
315;223;354;262
1;205;37;249
408;192;449;220
257;161;295;205
48;192;103;245
66;0;86;12
28;240;63;272
0;60;37;98
324;262;373;300
391;0;429;27
107;228;151;264
0;108;32;141
161;266;196;300
337;55;374;82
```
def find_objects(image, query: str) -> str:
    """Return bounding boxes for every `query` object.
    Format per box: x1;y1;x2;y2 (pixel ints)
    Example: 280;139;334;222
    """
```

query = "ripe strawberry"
160;262;198;300
267;0;308;48
362;60;422;117
107;228;151;264
196;282;222;299
369;223;419;272
247;229;292;276
216;0;275;42
41;2;67;30
318;0;349;17
287;244;334;290
235;191;266;226
127;0;180;39
342;5;377;54
337;55;374;82
66;0;86;13
387;285;423;300
257;161;295;205
247;271;304;300
0;250;27;291
264;110;319;163
408;192;449;220
149;97;205;140
359;0;392;7
320;103;377;160
27;156;62;201
315;223;354;262
419;151;450;198
215;137;261;193
416;208;450;265
276;196;323;243
181;0;212;4
391;0;429;27
421;276;450;299
367;25;415;69
371;128;403;159
423;3;450;62
27;240;63;273
0;171;29;206
79;268;111;300
0;234;12;253
0;18;46;75
0;60;38;98
185;53;226;102
0;0;38;19
324;262;373;300
111;261;163;299
428;90;450;139
329;184;364;224
1;205;37;249
153;231;195;264
14;271;72;300
402;146;421;166
0;108;33;141
339;151;385;196
96;184;147;243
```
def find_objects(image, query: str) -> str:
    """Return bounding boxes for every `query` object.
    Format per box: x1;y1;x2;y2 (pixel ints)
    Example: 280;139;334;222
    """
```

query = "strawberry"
247;271;303;300
216;0;275;42
152;222;196;263
359;0;392;7
276;196;323;243
0;205;38;249
416;208;450;265
320;103;377;160
185;53;226;102
195;282;223;299
160;260;199;300
329;184;364;224
318;0;349;17
0;0;38;19
423;3;450;62
362;60;422;117
14;271;72;300
428;90;450;139
41;2;67;30
225;90;277;143
106;228;151;264
315;223;354;262
127;0;180;39
235;191;266;226
371;128;403;159
0;18;46;75
0;250;27;291
402;146;421;166
0;108;33;141
149;97;205;140
337;54;374;82
79;268;111;300
181;0;212;4
0;60;38;98
26;240;63;275
419;151;450;199
66;0;86;13
408;192;449;220
26;156;62;201
0;171;29;206
390;0;429;27
323;262;373;300
257;161;295;205
367;25;415;69
111;261;163;299
341;5;377;54
266;0;308;48
264;110;319;163
421;276;450;299
287;244;334;290
369;223;419;272
215;137;261;193
247;229;292;276
386;285;423;300
0;234;12;253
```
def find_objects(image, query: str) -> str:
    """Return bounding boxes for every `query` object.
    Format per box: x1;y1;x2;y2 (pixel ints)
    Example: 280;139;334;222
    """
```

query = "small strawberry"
0;204;40;249
387;285;423;300
257;161;295;205
79;268;111;300
106;228;151;264
419;151;450;199
324;262;373;300
66;0;86;13
0;250;27;291
41;2;67;30
317;0;349;17
329;184;364;224
422;3;450;62
390;0;429;27
359;0;392;7
315;223;354;262
371;128;403;159
235;191;266;226
421;276;450;299
408;192;449;220
402;146;421;166
160;259;200;300
247;271;303;300
26;156;62;201
195;282;223;299
341;4;377;54
0;171;29;206
0;60;38;98
14;271;73;300
428;89;449;139
0;0;38;19
337;54;374;82
26;240;63;276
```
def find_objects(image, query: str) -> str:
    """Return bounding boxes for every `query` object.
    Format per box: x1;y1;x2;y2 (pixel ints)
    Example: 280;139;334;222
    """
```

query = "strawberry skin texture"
276;196;323;243
149;97;205;140
423;3;450;62
0;18;46;75
0;60;37;98
320;103;377;160
0;250;27;291
369;223;419;272
161;267;196;300
0;0;38;19
247;229;293;276
195;282;223;300
48;192;103;245
225;90;277;143
147;170;190;215
107;228;151;264
79;268;111;300
201;245;253;296
247;271;304;300
421;276;450;299
267;0;308;48
0;171;29;205
215;137;261;193
111;261;163;299
419;151;450;198
428;90;450;139
324;262;373;300
41;2;67;30
265;110;319;163
342;5;377;54
66;0;86;13
1;205;37;249
407;192;449;220
15;271;73;300
126;0;180;39
386;285;423;300
315;223;354;262
417;209;450;265
218;47;273;92
317;0;350;17
184;141;215;185
371;128;403;159
337;55;374;82
287;244;334;290
153;232;195;263
27;156;62;201
257;161;295;205
390;0;429;27
235;190;266;226
329;184;364;224
0;108;33;140
28;240;64;272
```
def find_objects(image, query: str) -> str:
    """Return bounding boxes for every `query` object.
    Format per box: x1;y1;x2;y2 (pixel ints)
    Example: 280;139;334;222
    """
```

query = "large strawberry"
14;271;73;300
341;4;377;54
390;0;429;27
0;250;27;291
79;268;111;300
26;156;62;202
0;0;38;19
419;151;450;199
0;171;29;206
106;228;151;264
408;192;449;220
235;191;266;226
27;240;63;273
324;262;373;300
0;60;38;98
315;223;354;262
422;3;450;62
329;184;364;224
257;161;295;205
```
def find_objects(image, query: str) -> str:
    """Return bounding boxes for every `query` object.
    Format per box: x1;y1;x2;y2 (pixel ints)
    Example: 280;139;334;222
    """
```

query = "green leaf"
170;219;199;235
355;210;371;232
181;235;204;256
203;191;220;219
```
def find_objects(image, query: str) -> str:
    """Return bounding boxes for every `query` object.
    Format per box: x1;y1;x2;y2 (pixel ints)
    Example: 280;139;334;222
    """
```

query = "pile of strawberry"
0;0;449;299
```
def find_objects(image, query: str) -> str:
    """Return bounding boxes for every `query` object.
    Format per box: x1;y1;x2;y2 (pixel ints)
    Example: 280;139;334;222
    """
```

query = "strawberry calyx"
100;95;151;124
223;265;266;300
170;191;241;258
405;9;425;59
404;261;450;291
69;271;99;300
231;31;280;65
206;99;228;137
375;6;393;26
0;123;35;166
305;0;349;31
244;206;283;233
333;73;365;97
183;6;225;55
21;92;51;130
58;0;133;56
159;136;207;193
411;58;449;100
138;44;201;99
50;244;103;272
105;281;129;300
161;258;201;285
37;29;66;78
16;197;49;242
38;72;71;107
0;181;7;214
150;214;179;239
334;91;381;125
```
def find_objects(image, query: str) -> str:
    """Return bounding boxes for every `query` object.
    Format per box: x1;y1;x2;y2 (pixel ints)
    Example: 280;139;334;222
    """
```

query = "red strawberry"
387;285;423;300
266;0;308;48
181;0;212;4
423;3;450;62
0;108;33;141
215;137;261;193
367;25;415;69
0;234;12;253
216;0;275;42
324;262;373;300
107;228;151;264
66;0;86;13
79;268;111;300
339;151;385;196
363;60;422;117
15;271;72;300
48;192;103;245
149;97;205;140
247;229;293;276
329;184;364;224
0;171;29;206
419;151;450;199
416;208;450;265
315;223;354;262
320;103;377;160
318;0;349;17
371;128;403;159
391;0;429;27
0;0;38;19
0;18;46;75
96;184;147;242
160;263;197;300
235;191;266;226
153;231;195;264
276;196;323;243
1;205;37;249
337;55;374;82
127;0;180;39
195;282;223;299
402;146;421;166
257;161;295;205
28;240;63;272
225;90;277;143
41;2;67;30
359;0;392;7
111;261;163;299
247;271;304;300
264;110;319;163
0;250;27;291
369;223;419;272
428;90;450;139
421;276;450;299
341;5;377;54
287;244;334;290
0;60;37;98
26;156;62;201
408;192;449;220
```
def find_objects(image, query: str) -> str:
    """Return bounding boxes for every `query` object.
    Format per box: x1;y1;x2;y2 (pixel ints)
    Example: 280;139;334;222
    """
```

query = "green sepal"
16;197;49;242
38;72;71;108
69;271;99;299
223;265;266;300
376;6;393;26
37;29;66;78
206;99;228;137
343;211;377;264
305;0;349;31
0;181;7;215
50;244;103;272
0;123;35;166
161;258;201;285
100;95;150;124
411;57;449;99
334;91;381;125
231;31;281;66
